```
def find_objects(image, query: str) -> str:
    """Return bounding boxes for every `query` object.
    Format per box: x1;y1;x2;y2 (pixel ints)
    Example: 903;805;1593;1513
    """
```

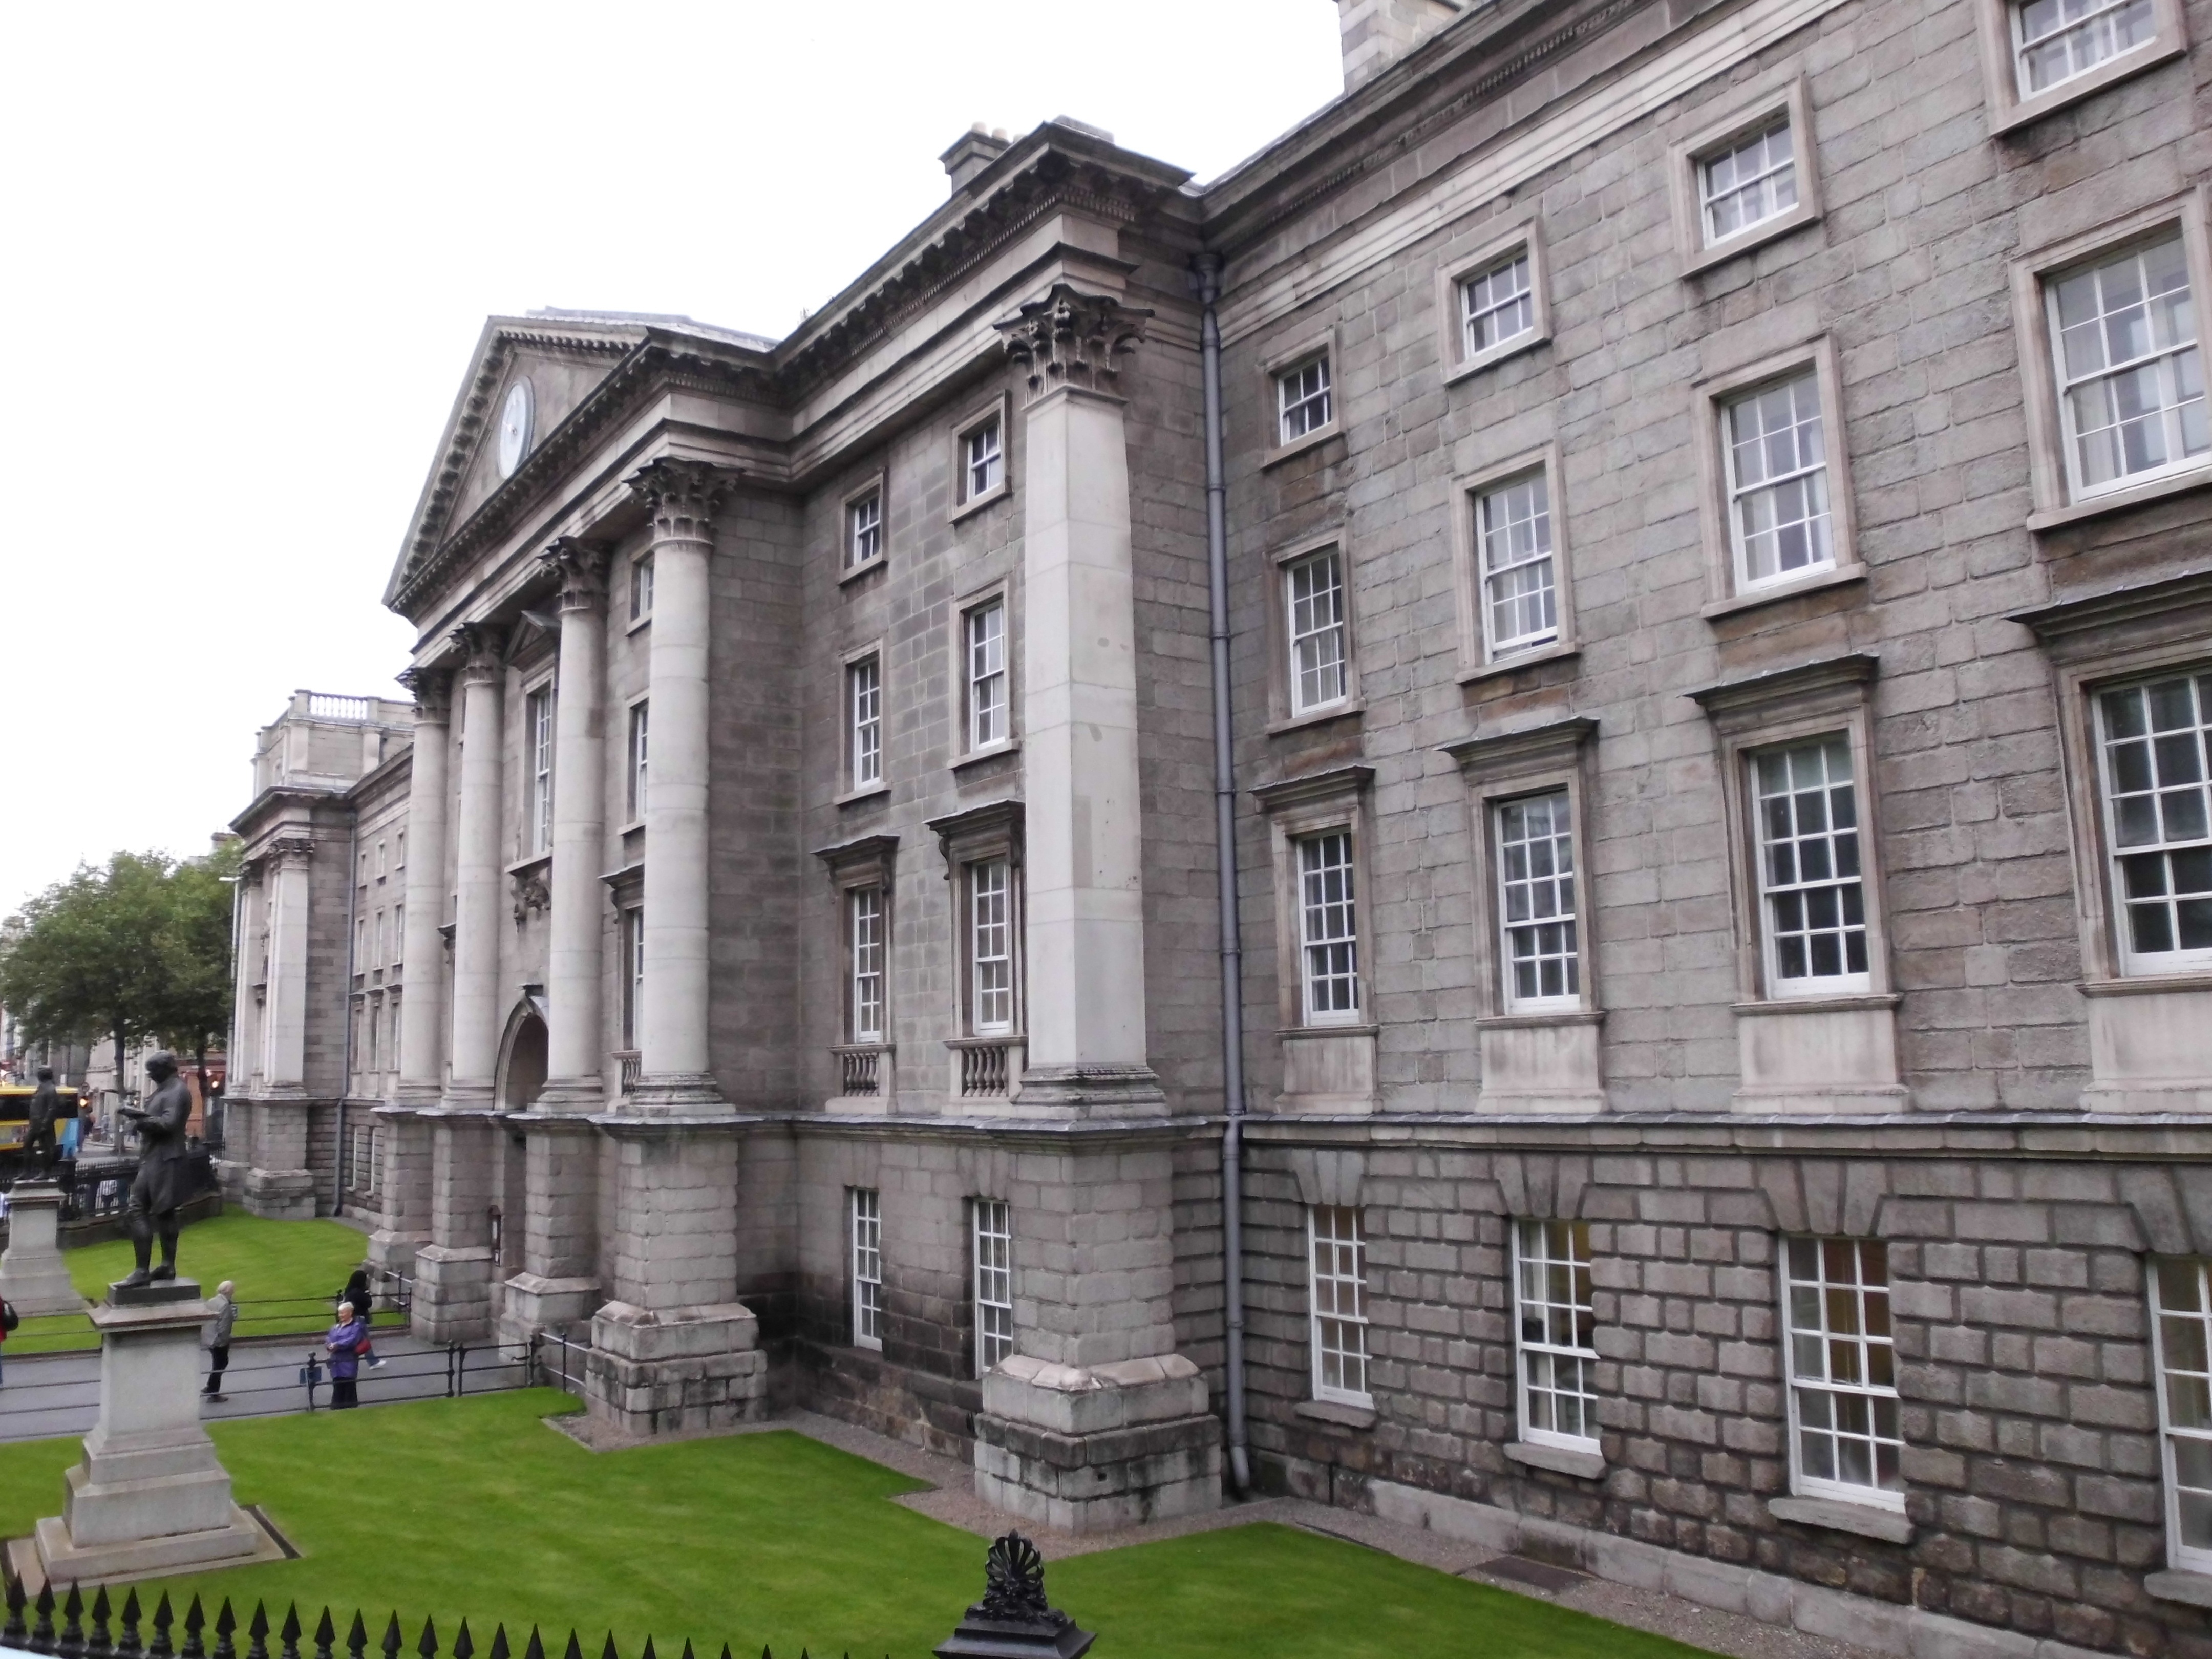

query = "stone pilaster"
994;285;1165;1119
240;836;316;1219
503;542;609;1344
416;627;504;1338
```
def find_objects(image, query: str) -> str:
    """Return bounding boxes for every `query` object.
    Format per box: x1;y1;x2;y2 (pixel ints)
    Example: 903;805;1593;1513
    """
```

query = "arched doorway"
498;1003;548;1111
493;1003;548;1283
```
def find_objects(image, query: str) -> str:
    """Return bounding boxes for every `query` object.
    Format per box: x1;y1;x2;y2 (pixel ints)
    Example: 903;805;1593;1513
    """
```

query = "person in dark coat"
117;1052;193;1287
326;1303;367;1408
25;1067;60;1177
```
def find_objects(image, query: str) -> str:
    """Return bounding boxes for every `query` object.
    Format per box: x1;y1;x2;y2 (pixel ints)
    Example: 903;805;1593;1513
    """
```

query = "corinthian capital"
451;622;508;686
995;283;1152;403
542;538;610;614
397;664;453;725
627;458;729;546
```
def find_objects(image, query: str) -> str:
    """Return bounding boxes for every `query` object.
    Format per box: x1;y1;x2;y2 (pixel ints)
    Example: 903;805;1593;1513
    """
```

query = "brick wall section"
1237;1136;2212;1652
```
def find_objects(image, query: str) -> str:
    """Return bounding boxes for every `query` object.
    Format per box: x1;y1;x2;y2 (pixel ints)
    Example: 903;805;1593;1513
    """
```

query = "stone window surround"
950;391;1012;521
835;637;889;805
1510;1217;1604;1470
1451;442;1582;683
952;578;1019;768
839;469;887;584
1776;1235;1907;1522
1688;653;1908;1114
2010;188;2212;531
625;546;654;633
1254;764;1379;1114
1691;335;1864;619
1264;527;1365;734
1972;0;2186;136
521;676;556;863
1443;717;1606;1115
816;832;899;1101
1667;76;1823;280
928;797;1026;1052
2013;569;2212;1113
1435;214;1553;385
1260;326;1342;469
848;1185;883;1352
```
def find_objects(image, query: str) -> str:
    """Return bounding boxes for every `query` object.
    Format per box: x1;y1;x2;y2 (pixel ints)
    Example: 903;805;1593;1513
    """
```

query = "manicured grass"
5;1210;381;1354
0;1391;1714;1659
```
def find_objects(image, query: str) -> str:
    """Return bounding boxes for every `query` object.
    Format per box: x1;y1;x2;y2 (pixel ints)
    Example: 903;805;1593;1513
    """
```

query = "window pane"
1286;550;1348;713
1479;473;1558;655
1311;1206;1369;1402
970;859;1013;1034
1515;1218;1598;1446
1726;372;1833;587
2017;0;2157;93
1278;357;1333;443
1701;118;1798;244
1754;737;1867;990
967;602;1007;749
2052;235;2205;497
1783;1237;1902;1497
1462;251;1535;355
1298;832;1360;1022
1498;792;1579;1007
848;656;882;788
2101;675;2212;969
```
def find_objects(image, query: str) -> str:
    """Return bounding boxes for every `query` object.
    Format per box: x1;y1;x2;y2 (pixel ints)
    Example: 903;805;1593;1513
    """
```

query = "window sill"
1262;421;1343;470
1267;699;1365;736
2146;1569;2212;1610
505;852;551;878
949;482;1009;524
1478;1008;1603;1031
2027;465;2212;532
625;613;651;636
1294;1398;1377;1430
1457;642;1578;686
1504;1440;1605;1479
1732;992;1898;1017
838;556;886;588
1681;205;1821;279
2078;973;2212;999
952;739;1021;774
835;781;890;808
1768;1495;1912;1544
1280;1023;1380;1040
1444;330;1549;387
615;820;645;838
1989;40;2185;137
1703;564;1864;621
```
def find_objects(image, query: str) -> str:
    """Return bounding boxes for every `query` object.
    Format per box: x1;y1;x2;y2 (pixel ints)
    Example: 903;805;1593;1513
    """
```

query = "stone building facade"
224;0;2212;1651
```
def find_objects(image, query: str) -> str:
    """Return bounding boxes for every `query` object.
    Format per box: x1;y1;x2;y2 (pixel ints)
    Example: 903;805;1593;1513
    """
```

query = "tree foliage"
0;842;240;1072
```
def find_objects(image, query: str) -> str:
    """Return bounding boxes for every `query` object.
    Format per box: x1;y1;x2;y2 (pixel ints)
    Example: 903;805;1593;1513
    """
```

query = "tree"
0;845;237;1105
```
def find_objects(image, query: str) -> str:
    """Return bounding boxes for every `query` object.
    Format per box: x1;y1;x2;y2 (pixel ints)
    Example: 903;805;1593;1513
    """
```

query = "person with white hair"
203;1279;238;1401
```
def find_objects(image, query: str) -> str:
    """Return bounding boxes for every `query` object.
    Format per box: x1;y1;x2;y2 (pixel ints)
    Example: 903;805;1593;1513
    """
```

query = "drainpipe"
1195;250;1251;1494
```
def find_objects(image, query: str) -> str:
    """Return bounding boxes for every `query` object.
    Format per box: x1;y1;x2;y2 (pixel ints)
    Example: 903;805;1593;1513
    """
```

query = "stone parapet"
582;1298;767;1437
973;1352;1221;1532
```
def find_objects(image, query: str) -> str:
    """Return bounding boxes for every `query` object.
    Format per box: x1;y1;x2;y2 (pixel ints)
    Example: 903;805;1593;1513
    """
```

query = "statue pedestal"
7;1281;286;1589
0;1182;84;1316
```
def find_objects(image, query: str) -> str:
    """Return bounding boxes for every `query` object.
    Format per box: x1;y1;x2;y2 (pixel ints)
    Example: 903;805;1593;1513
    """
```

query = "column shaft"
394;675;452;1105
446;636;506;1103
543;546;608;1103
263;844;312;1092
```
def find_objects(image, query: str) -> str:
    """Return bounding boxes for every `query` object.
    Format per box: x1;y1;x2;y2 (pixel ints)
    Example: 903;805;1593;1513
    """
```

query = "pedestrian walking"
337;1268;382;1367
203;1279;238;1400
326;1302;367;1409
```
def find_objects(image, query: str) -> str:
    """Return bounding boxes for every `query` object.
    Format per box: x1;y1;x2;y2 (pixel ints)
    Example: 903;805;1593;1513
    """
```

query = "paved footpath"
0;1331;527;1444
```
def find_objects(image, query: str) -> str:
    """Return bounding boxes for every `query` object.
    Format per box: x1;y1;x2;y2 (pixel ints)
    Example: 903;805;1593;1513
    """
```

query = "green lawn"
0;1391;1713;1659
7;1210;382;1354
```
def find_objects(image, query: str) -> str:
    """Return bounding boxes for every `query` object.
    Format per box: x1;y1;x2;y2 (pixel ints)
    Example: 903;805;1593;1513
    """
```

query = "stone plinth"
0;1183;84;1316
13;1282;284;1588
973;1353;1222;1533
581;1299;767;1437
412;1242;496;1341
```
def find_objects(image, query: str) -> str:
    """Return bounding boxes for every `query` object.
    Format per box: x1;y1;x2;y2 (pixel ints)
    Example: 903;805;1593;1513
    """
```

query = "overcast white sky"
0;1;1342;916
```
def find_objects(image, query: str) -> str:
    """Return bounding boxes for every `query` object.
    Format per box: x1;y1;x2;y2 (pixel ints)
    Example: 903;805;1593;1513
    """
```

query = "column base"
239;1166;317;1220
412;1243;497;1341
366;1228;429;1278
973;1353;1222;1533
0;1184;86;1316
582;1299;766;1438
533;1076;607;1114
624;1072;731;1115
1011;1064;1168;1120
497;1273;601;1349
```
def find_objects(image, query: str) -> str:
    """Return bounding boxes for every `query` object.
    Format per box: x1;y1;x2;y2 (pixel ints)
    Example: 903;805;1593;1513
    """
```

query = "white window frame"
846;650;883;793
620;904;644;1050
1266;532;1362;731
1275;355;1332;447
972;1197;1014;1376
1780;1236;1904;1512
525;683;555;857
625;698;649;824
968;857;1015;1037
1295;830;1361;1027
1437;221;1551;383
1453;446;1579;681
2046;231;2207;506
2093;668;2212;975
1475;469;1562;661
1668;80;1823;279
2149;1256;2212;1572
1308;1204;1371;1408
2012;195;2212;528
1284;546;1350;718
1750;734;1873;997
1262;330;1342;466
851;1187;883;1351
843;474;886;575
1496;789;1582;1013
951;397;1010;519
1974;0;2184;134
1718;368;1838;596
628;550;654;626
963;596;1010;754
1514;1219;1600;1453
391;903;403;968
849;884;886;1044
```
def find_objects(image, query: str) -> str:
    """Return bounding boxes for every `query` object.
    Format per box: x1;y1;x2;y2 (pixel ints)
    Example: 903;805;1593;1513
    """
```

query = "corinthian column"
417;624;504;1339
371;664;451;1279
501;543;607;1345
993;284;1164;1117
630;459;728;1114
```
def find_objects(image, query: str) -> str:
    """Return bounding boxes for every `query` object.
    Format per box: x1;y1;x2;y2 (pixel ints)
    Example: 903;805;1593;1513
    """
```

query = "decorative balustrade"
832;1045;887;1097
614;1052;642;1095
956;1040;1011;1099
306;693;371;722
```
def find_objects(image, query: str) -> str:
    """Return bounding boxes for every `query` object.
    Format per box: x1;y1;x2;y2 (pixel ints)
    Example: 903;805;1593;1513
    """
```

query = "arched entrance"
493;1002;548;1283
497;1003;548;1111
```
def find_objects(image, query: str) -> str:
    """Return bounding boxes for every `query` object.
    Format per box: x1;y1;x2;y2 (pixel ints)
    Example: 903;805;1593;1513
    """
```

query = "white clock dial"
496;379;535;478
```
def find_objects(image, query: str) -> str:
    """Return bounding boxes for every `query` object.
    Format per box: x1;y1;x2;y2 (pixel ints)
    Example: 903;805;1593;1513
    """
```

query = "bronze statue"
117;1051;192;1287
25;1065;60;1176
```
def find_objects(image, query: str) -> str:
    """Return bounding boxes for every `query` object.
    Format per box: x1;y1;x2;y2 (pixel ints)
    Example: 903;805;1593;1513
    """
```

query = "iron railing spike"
212;1599;237;1659
415;1614;437;1659
118;1588;143;1658
3;1570;26;1649
639;1639;654;1659
179;1595;204;1659
280;1604;302;1659
560;1631;582;1659
599;1631;616;1659
346;1612;367;1659
521;1630;543;1659
91;1583;113;1658
246;1600;269;1659
314;1609;335;1659
379;1613;401;1659
60;1582;87;1659
451;1620;473;1659
486;1626;508;1659
151;1592;175;1659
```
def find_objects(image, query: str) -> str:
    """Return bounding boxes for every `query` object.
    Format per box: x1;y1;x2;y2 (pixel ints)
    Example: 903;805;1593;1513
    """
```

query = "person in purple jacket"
326;1303;367;1409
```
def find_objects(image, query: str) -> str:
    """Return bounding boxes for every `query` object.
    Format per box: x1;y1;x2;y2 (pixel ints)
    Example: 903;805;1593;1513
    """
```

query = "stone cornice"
814;833;900;878
1251;763;1377;815
2011;568;2212;654
1441;715;1597;778
1684;651;1879;725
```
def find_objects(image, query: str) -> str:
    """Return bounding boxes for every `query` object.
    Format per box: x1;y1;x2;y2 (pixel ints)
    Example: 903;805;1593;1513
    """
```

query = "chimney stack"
941;124;1011;194
1336;0;1466;91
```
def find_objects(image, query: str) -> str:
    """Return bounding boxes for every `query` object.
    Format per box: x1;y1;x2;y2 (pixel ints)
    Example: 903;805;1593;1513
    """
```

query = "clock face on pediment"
496;379;535;479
